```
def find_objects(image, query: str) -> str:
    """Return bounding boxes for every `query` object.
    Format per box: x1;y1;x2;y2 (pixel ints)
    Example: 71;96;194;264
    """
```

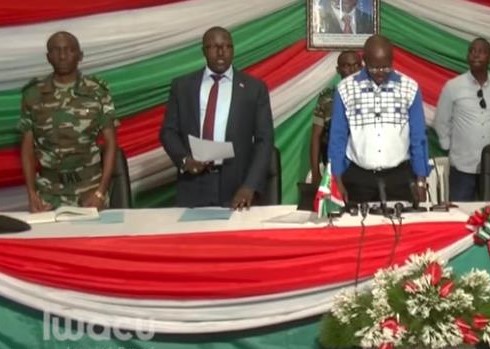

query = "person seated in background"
160;26;274;210
19;31;117;212
434;37;490;202
328;35;429;204
310;50;362;186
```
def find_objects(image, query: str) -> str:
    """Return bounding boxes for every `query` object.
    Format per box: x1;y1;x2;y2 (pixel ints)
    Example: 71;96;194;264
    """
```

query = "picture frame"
307;0;380;50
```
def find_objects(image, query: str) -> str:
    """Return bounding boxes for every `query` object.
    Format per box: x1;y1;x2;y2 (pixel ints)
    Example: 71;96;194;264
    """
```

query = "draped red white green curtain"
0;0;488;211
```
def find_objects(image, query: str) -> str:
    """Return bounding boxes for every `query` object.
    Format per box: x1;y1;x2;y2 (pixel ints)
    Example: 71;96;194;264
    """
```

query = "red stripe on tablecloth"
0;221;469;299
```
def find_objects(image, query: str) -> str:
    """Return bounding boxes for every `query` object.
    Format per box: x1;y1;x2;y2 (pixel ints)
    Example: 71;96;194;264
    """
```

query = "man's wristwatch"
416;180;426;188
180;156;188;174
94;190;106;200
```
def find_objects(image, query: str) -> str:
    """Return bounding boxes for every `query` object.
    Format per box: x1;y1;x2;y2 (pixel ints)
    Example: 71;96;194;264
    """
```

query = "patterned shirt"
329;68;429;177
19;73;116;196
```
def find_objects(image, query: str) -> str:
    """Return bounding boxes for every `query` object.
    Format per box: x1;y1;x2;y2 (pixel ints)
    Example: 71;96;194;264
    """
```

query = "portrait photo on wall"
307;0;379;49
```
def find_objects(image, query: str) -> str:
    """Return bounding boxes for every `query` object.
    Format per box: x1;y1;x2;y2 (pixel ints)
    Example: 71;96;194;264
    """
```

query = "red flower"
463;330;480;345
483;206;490;216
474;234;487;246
468;210;487;227
403;280;418;293
379;343;394;349
438;280;454;298
473;314;490;330
424;262;442;286
455;318;472;333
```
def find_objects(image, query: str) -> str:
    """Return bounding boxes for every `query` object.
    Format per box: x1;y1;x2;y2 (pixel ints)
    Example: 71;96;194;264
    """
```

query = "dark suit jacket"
321;8;374;34
160;68;274;207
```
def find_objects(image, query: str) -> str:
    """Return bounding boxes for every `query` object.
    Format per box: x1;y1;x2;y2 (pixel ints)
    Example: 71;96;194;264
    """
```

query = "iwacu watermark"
43;311;155;342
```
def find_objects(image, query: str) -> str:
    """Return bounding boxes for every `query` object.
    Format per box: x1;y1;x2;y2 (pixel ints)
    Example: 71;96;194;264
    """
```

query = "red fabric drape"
393;47;458;106
465;0;490;5
0;222;469;298
0;40;326;187
0;0;185;27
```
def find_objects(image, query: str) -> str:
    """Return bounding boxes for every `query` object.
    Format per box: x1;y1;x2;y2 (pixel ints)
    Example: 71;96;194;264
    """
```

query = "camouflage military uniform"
18;74;116;208
313;87;334;164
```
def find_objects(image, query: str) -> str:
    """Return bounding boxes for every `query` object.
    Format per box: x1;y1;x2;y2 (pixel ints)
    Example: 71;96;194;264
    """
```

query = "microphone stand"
387;202;403;267
354;202;369;293
430;157;450;212
369;177;394;216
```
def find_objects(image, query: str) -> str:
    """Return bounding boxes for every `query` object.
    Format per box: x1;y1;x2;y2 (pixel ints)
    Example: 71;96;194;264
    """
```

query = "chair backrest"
258;147;282;205
480;145;490;200
102;147;132;208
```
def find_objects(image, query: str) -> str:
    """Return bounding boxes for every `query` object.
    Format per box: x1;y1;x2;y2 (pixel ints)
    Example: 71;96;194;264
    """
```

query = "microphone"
369;177;394;216
394;202;404;220
0;215;31;234
354;202;369;293
429;157;450;212
360;202;369;218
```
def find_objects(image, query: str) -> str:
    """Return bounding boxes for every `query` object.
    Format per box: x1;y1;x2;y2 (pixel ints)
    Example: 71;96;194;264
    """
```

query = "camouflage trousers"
37;166;109;209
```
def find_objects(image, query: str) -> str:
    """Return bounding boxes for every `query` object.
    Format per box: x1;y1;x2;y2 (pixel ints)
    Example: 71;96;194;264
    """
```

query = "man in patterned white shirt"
328;35;429;204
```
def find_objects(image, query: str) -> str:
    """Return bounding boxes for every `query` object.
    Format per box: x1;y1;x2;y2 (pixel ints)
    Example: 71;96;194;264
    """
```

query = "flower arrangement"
319;250;490;349
466;205;490;245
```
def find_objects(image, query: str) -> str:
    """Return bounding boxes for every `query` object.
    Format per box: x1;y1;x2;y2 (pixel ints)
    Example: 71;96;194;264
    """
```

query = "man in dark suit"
160;27;274;209
319;0;374;34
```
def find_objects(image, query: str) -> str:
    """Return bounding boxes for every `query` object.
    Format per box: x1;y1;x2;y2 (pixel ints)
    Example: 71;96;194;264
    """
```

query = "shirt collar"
355;67;402;84
331;2;356;23
466;71;489;87
204;66;233;81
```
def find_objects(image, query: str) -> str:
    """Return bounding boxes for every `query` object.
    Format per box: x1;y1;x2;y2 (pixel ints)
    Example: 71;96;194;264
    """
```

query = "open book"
16;206;100;224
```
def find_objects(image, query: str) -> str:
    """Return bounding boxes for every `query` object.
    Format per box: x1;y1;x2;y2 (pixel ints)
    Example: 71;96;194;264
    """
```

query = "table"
0;204;488;349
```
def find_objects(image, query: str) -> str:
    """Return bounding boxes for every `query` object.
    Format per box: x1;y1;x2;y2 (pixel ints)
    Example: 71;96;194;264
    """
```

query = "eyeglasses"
367;67;392;74
478;89;487;109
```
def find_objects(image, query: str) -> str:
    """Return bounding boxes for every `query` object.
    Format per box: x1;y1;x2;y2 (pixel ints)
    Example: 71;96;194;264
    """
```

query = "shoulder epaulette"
21;77;41;92
87;75;110;91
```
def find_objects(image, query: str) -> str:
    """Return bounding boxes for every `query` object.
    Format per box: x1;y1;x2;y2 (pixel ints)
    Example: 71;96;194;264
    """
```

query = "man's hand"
183;157;209;175
81;191;106;211
28;192;52;213
416;178;427;203
231;186;255;211
335;176;349;203
311;171;322;187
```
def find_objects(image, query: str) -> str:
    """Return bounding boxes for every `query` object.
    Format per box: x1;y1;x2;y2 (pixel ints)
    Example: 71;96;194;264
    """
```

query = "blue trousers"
449;166;479;202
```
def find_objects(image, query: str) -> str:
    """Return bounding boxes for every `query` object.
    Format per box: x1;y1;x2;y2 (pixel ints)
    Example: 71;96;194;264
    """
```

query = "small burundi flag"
314;163;344;218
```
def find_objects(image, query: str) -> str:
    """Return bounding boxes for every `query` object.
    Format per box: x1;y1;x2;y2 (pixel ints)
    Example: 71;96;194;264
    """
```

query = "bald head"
363;35;393;85
46;31;83;83
47;31;80;52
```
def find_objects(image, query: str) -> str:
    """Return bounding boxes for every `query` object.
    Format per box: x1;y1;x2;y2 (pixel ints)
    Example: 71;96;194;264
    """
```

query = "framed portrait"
307;0;380;50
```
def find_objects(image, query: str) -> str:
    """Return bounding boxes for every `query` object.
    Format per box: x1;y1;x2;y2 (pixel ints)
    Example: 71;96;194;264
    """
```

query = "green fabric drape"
0;3;304;147
380;2;469;73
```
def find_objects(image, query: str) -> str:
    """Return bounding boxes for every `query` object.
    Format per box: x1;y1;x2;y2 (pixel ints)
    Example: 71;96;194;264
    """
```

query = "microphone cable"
354;202;369;293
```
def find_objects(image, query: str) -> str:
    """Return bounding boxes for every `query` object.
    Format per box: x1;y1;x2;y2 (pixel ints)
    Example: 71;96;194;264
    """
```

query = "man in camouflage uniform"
310;50;362;186
19;31;117;212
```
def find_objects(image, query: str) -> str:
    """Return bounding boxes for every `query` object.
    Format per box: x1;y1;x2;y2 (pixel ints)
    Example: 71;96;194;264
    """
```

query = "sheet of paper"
179;208;233;222
188;135;234;162
71;211;124;225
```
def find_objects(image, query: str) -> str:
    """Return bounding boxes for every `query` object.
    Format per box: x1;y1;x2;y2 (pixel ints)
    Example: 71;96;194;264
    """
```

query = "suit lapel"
190;70;204;137
225;69;245;141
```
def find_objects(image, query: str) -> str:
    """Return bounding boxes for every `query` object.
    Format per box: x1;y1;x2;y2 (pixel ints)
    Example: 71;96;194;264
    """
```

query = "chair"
102;146;132;208
258;147;282;205
480;145;490;200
